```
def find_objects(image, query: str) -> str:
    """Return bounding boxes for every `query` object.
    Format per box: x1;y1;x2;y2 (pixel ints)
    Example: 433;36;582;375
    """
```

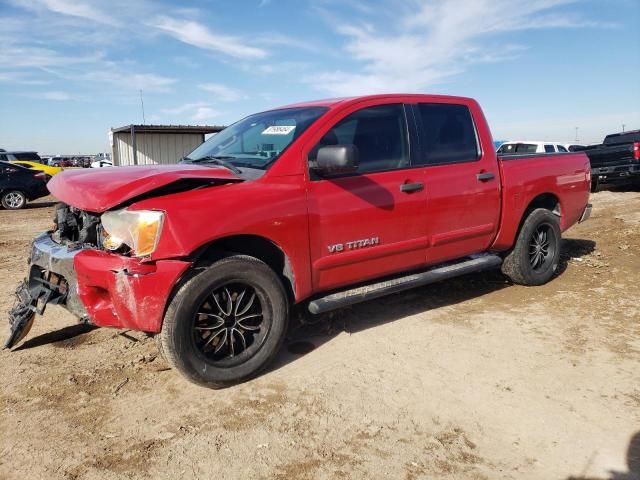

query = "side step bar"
307;254;503;315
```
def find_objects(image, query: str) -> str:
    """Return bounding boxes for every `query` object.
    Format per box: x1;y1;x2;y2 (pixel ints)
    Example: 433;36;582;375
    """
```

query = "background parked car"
497;141;569;154
563;144;587;152
8;160;63;181
90;159;113;168
0;151;45;164
0;161;49;209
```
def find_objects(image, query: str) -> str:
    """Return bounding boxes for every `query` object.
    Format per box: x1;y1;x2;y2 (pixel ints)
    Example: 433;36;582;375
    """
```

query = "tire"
160;255;289;388
501;208;561;286
590;177;599;193
1;190;27;210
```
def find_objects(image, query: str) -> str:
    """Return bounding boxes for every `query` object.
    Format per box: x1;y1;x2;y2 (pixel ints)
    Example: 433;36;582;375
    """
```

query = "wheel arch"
513;192;562;246
189;234;297;302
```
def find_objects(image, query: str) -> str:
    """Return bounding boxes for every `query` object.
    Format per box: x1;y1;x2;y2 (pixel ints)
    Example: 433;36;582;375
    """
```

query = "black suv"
0;161;49;209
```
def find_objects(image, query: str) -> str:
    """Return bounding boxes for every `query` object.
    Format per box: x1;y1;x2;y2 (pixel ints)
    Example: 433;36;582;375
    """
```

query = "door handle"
476;172;495;182
400;182;424;193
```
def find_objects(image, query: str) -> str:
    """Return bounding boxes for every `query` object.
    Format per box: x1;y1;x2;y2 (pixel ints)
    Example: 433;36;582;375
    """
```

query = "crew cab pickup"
5;94;592;388
583;129;640;191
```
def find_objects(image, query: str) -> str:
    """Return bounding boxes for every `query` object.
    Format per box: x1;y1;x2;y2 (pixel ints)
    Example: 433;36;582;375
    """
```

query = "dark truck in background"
583;130;640;191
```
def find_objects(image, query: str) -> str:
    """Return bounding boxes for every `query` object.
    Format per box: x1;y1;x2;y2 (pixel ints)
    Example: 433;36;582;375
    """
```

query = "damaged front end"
5;204;96;348
6;203;191;349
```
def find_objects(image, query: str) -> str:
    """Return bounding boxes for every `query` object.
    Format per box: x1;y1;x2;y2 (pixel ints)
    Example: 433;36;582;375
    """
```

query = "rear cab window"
413;103;480;165
603;131;640;146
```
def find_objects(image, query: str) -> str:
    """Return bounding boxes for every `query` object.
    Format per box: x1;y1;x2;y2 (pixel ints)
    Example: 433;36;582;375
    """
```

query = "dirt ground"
0;189;638;480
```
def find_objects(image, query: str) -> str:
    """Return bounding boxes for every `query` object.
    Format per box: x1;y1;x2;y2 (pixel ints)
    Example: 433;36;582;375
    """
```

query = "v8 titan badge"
328;237;380;253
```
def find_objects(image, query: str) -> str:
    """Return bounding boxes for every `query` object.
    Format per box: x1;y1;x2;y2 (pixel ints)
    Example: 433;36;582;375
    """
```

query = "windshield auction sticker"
262;126;296;135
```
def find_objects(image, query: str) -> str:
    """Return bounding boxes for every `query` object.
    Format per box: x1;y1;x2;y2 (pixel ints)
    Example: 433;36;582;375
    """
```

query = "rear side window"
14;152;41;161
557;145;568;152
414;103;479;165
309;103;409;174
544;144;555;153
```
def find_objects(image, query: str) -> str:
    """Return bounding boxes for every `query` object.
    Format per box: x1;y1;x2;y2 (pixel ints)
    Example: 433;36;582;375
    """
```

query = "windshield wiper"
184;155;242;174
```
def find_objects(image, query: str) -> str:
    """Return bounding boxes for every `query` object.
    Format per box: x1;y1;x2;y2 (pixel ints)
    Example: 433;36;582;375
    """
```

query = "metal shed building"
110;124;224;166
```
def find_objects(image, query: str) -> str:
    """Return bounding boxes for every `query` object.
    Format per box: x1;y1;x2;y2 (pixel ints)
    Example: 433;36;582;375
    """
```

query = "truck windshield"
184;106;328;170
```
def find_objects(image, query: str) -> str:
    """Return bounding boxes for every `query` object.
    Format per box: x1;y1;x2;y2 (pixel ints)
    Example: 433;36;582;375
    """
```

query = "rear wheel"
501;208;561;286
160;255;289;388
1;190;27;210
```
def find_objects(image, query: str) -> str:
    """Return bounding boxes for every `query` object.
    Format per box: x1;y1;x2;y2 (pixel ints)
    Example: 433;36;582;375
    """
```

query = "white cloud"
153;16;267;59
81;70;177;92
198;83;245;102
191;106;220;121
160;102;221;122
161;102;209;115
0;71;51;85
40;91;71;101
0;45;103;68
19;0;118;25
308;0;614;96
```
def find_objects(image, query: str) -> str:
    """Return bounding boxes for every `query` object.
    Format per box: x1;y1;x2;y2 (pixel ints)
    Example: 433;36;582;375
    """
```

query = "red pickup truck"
6;94;592;388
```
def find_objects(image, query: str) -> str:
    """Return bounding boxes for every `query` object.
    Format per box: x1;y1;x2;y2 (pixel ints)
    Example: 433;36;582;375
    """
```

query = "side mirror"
315;145;359;176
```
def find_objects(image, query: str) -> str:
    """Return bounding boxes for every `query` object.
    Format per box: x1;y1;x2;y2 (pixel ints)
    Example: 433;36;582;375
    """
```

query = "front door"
305;103;429;291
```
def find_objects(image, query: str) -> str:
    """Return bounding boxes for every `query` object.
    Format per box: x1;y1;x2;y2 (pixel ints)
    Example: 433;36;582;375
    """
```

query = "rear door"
304;102;428;291
412;102;501;264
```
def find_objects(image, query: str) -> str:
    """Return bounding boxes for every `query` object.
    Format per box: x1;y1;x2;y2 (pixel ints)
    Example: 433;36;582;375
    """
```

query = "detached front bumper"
7;233;191;347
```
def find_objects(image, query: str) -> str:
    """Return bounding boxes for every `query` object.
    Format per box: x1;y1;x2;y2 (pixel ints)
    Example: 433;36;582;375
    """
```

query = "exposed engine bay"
52;203;102;247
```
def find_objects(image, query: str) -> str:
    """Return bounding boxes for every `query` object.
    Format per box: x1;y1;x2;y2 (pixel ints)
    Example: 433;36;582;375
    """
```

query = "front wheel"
501;208;561;286
160;255;289;388
1;190;27;210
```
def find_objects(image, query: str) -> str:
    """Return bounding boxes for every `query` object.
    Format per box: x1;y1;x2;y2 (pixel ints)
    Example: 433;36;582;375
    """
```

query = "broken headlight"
100;209;164;257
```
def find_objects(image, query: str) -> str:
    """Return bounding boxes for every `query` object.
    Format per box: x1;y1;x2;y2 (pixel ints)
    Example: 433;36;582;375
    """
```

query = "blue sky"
0;0;638;154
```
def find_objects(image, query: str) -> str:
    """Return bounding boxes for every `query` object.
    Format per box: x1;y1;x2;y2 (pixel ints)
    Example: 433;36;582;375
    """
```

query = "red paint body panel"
74;250;190;332
491;153;591;250
47;164;241;212
45;94;591;333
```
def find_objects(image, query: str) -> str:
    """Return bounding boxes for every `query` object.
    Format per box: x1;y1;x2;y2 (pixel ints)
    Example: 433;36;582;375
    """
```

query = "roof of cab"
273;93;476;110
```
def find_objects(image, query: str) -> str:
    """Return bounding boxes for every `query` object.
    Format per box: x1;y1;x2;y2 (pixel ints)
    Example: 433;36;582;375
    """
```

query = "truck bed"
492;152;591;250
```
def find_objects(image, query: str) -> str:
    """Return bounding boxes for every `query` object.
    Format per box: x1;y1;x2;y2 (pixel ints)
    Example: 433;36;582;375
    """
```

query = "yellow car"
9;161;63;180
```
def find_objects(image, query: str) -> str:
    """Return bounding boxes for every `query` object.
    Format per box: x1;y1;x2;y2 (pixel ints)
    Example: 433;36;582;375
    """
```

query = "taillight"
633;142;640;161
34;172;47;182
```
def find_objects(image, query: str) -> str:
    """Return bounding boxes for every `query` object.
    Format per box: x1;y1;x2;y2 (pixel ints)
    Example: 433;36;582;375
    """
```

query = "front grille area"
51;203;102;248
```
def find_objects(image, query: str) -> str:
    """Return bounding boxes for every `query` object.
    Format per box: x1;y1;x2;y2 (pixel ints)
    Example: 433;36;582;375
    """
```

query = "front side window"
557;145;568;152
308;104;409;174
185;106;328;170
544;144;555;153
415;103;479;165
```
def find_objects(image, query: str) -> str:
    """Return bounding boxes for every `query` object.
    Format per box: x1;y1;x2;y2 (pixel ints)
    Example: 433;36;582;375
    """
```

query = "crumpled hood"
47;164;243;212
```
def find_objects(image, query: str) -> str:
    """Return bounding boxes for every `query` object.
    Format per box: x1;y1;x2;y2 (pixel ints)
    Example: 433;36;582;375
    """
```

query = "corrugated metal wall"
112;132;204;166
